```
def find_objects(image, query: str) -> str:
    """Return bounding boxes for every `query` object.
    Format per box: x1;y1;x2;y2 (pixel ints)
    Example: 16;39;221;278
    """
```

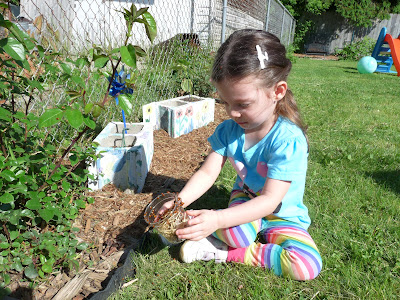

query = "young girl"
174;29;322;281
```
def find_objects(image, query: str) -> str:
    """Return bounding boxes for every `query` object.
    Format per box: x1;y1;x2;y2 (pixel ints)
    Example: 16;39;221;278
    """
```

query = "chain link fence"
5;0;295;144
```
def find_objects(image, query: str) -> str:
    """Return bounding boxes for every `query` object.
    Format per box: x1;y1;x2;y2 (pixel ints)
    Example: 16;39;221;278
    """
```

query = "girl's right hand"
154;199;175;222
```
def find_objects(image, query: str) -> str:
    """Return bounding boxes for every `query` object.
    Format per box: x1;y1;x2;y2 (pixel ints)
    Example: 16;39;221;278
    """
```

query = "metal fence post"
281;9;285;41
265;0;271;32
221;0;228;44
190;0;195;33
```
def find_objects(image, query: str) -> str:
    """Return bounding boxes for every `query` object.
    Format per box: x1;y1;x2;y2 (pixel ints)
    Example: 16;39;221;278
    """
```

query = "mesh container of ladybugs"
144;192;189;244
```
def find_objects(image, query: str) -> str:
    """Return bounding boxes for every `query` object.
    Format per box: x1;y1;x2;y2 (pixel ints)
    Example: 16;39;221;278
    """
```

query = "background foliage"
281;0;400;52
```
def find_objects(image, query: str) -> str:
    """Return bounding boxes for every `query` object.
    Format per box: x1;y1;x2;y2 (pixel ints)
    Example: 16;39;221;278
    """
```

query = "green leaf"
30;152;46;162
136;7;149;18
0;107;12;121
11;241;20;248
11;261;24;272
77;242;89;251
62;180;71;192
39;254;47;265
65;109;84;129
120;45;136;68
9;213;20;226
60;63;72;74
69;154;79;166
66;90;82;102
0;193;14;204
75;57;89;68
92;104;102;118
84;103;94;114
24;264;39;280
9;231;19;241
71;76;86;89
21;209;35;219
1;170;16;182
75;199;86;209
25;199;42;210
142;12;157;43
83;116;96;129
28;79;44;91
0;242;9;249
134;46;146;57
41;262;53;274
2;273;10;285
117;94;133;116
8;182;28;194
38;209;54;223
0;37;25;62
38;109;63;128
22;257;33;266
94;56;109;68
181;79;193;94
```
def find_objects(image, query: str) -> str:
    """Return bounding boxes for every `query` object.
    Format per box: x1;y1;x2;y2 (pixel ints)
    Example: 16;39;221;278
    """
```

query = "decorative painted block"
143;95;215;138
88;122;153;193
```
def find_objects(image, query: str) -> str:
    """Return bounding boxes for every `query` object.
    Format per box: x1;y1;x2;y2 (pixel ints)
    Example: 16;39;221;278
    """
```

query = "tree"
281;0;396;27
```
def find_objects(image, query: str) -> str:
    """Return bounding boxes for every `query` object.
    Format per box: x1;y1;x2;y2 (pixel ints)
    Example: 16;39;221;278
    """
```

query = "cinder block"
143;95;215;138
88;122;153;192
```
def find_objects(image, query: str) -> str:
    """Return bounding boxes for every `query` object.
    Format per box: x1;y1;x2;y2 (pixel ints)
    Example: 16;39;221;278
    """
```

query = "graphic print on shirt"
256;161;268;178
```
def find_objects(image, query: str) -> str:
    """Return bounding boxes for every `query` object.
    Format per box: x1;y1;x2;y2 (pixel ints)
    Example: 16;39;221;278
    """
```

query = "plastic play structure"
371;27;400;76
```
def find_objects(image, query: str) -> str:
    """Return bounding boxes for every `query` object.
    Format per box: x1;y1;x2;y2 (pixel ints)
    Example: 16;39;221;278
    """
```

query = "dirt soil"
8;102;228;300
294;53;339;60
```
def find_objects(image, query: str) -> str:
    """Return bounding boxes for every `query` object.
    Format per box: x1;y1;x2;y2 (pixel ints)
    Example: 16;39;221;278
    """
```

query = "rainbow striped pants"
213;192;322;281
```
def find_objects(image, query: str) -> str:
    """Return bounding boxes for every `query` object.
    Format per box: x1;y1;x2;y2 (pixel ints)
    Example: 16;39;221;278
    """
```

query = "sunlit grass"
110;58;400;299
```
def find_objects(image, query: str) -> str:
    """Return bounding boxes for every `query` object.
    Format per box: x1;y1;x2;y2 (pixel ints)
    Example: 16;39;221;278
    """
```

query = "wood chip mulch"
8;102;228;300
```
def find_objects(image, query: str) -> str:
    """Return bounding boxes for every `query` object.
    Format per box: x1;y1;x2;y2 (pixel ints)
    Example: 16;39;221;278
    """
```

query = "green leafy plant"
63;4;157;121
334;37;376;60
0;3;157;294
153;37;214;98
0;13;96;294
171;58;194;95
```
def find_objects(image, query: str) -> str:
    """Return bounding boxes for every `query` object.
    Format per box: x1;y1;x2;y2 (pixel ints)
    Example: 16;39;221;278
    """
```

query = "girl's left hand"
175;209;220;241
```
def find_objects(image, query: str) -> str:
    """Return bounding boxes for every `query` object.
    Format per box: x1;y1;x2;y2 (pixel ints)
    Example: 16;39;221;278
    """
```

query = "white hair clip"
256;44;268;69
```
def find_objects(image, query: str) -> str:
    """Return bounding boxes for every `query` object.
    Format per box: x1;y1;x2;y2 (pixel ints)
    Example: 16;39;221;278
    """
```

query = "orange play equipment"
371;27;400;76
384;34;400;76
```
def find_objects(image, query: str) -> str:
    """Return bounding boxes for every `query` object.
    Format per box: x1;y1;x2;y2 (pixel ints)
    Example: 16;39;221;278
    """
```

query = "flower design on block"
185;106;193;117
143;104;153;122
176;109;183;119
202;101;209;113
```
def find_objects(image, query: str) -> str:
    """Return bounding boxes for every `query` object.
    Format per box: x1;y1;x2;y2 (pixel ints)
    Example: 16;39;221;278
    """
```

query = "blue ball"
357;56;377;74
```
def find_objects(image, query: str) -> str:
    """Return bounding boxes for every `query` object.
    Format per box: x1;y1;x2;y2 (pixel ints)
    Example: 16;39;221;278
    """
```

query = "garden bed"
8;102;227;300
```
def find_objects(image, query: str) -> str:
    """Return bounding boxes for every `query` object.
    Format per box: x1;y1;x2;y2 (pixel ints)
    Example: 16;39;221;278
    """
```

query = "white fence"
18;0;295;52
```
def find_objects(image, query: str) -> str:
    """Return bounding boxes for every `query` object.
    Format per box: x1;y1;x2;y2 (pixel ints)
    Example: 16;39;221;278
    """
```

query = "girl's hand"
154;199;175;222
175;209;220;241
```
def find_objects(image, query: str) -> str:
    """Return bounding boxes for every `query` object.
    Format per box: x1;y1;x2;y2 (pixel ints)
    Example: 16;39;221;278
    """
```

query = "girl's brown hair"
211;29;307;138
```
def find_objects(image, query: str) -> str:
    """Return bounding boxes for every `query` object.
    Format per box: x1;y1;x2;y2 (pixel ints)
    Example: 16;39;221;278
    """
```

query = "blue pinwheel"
108;66;134;133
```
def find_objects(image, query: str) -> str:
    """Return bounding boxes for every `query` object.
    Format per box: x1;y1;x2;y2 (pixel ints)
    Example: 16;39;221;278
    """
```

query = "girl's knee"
214;228;257;248
286;252;322;281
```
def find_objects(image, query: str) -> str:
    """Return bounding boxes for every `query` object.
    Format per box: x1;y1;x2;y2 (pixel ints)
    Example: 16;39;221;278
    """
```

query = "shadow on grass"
365;169;400;195
117;172;231;257
92;182;232;299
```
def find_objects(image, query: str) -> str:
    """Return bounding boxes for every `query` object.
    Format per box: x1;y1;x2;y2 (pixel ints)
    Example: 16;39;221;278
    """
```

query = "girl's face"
214;76;286;135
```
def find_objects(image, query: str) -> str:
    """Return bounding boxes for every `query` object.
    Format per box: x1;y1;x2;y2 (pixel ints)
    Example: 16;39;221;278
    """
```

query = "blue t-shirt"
208;117;311;229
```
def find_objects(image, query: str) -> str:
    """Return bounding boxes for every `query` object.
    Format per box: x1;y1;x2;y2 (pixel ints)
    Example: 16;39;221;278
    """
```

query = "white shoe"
180;236;228;263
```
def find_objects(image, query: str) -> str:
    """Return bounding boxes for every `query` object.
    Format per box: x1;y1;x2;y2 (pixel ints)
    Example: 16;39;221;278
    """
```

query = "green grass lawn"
110;58;400;299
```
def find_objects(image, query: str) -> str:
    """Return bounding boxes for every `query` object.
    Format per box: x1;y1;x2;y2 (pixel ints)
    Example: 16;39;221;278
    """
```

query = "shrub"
0;4;157;294
334;37;376;60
